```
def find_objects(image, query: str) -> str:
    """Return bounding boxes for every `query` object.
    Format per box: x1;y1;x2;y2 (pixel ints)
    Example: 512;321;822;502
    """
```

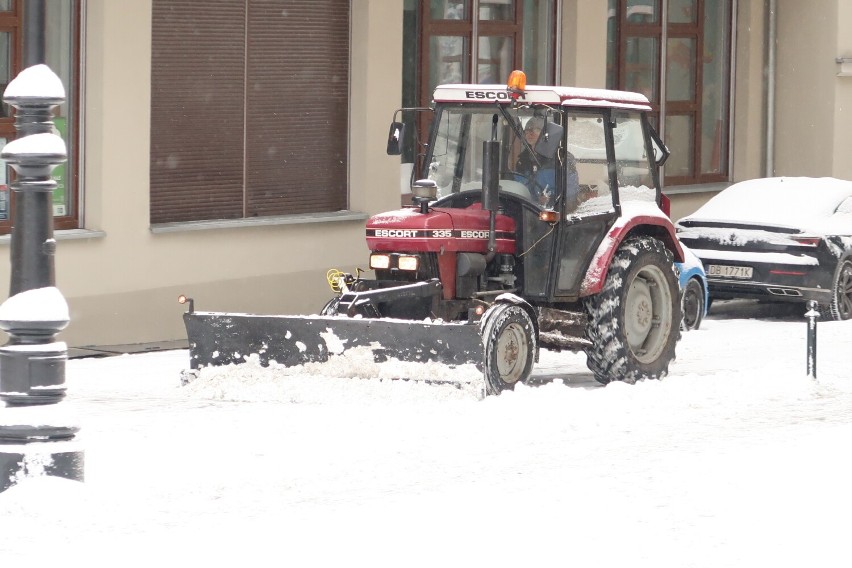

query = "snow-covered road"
1;300;851;567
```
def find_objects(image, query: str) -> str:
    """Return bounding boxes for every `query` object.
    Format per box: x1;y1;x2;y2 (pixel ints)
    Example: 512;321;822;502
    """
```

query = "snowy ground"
1;300;851;567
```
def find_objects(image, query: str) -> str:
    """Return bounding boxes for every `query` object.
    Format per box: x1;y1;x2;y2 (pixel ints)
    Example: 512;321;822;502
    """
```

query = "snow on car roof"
432;84;652;111
681;177;852;235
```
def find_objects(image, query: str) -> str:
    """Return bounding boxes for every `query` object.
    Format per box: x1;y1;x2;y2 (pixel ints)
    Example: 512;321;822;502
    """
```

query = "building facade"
0;0;849;350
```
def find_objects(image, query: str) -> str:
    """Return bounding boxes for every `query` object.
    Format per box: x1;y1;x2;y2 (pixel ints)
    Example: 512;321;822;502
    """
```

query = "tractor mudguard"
579;206;684;297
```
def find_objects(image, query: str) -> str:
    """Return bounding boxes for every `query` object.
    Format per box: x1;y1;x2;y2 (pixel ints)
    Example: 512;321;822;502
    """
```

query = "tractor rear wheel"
481;303;536;395
583;236;681;385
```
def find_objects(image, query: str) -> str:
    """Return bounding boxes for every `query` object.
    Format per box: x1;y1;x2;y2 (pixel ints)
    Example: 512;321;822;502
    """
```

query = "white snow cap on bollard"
3;64;66;99
1;132;67;156
0;287;70;323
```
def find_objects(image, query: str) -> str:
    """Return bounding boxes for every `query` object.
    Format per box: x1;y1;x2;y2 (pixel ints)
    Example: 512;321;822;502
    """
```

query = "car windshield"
685;177;852;232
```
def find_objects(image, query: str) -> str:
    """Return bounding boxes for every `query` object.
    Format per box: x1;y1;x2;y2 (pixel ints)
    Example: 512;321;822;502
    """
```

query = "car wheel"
583;236;681;385
826;258;852;321
681;278;705;331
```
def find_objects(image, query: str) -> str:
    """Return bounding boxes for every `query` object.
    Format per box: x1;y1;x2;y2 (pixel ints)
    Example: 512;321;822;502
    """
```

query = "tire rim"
836;260;852;319
682;283;700;329
624;264;673;364
496;322;528;384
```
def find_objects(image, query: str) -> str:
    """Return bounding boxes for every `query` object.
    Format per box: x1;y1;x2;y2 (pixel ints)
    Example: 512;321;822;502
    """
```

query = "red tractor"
182;71;684;395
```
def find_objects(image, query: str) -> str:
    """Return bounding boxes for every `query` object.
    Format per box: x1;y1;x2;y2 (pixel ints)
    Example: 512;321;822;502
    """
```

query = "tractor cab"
386;71;673;303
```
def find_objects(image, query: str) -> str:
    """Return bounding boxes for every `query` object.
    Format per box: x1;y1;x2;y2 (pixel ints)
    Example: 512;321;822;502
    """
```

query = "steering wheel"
503;169;547;195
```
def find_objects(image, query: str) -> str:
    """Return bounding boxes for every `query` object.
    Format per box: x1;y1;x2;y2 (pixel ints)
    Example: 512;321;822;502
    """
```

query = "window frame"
608;0;732;187
49;1;82;231
406;1;558;187
0;0;81;235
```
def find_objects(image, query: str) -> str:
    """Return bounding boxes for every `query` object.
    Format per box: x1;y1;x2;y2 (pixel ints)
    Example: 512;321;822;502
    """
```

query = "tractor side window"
428;110;467;198
566;112;614;215
612;111;656;203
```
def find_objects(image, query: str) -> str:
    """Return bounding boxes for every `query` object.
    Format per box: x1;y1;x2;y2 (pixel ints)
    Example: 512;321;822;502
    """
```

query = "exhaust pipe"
482;116;500;262
767;287;802;297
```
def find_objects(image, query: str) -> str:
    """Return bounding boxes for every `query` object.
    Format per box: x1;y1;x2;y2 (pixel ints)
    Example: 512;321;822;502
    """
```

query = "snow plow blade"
183;311;486;375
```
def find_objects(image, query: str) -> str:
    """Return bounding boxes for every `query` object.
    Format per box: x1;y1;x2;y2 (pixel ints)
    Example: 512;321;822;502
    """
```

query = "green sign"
53;117;68;217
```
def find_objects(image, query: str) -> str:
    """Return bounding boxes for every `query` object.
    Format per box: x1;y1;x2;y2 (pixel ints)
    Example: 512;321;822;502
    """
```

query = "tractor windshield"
426;105;559;207
424;104;660;214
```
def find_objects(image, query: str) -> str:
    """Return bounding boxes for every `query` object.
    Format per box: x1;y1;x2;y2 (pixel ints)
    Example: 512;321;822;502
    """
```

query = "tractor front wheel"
481;303;536;395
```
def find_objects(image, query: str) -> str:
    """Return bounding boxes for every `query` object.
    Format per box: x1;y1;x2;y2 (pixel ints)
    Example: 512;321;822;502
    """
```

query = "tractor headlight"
398;255;419;271
370;254;391;270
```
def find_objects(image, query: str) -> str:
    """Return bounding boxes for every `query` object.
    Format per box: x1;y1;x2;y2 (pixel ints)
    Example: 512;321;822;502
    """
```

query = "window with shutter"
150;0;350;224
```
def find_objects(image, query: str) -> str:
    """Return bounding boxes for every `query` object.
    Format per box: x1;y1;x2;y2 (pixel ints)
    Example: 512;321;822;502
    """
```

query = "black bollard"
805;300;819;380
0;65;83;493
0;64;68;405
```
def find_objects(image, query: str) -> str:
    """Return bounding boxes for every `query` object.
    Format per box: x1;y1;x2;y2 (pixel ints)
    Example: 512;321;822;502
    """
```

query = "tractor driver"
515;117;580;210
515;117;555;206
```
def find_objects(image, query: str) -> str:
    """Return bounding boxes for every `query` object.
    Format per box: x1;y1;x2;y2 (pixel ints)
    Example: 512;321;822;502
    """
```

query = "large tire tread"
480;303;536;395
583;236;681;385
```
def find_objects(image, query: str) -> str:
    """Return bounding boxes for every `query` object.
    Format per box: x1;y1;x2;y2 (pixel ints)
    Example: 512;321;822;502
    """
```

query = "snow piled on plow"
182;346;487;403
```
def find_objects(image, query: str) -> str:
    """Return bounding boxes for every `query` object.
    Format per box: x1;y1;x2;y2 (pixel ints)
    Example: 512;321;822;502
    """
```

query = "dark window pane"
668;0;697;24
522;0;554;84
480;0;514;21
625;36;659;102
665;114;694;177
701;0;730;174
430;35;469;89
0;31;9;118
626;0;659;24
666;37;695;102
477;35;512;83
430;0;468;20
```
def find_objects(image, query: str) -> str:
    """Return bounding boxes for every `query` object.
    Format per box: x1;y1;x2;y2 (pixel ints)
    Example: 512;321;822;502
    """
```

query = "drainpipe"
765;0;777;177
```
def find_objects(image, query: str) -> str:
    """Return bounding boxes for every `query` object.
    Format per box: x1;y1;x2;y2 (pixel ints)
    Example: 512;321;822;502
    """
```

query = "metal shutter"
245;2;350;216
150;0;246;224
150;0;350;224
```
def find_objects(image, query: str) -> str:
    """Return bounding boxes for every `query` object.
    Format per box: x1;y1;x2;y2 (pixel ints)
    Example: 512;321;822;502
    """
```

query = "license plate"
708;264;753;279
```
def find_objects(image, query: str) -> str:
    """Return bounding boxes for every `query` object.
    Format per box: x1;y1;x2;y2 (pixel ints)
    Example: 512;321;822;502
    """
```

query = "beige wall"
560;0;609;88
350;0;406;215
774;0;837;176
0;0;404;349
833;0;852;180
731;0;768;183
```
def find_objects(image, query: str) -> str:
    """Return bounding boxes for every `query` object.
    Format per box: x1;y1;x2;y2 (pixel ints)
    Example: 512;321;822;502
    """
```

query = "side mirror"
387;121;405;155
534;120;563;160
